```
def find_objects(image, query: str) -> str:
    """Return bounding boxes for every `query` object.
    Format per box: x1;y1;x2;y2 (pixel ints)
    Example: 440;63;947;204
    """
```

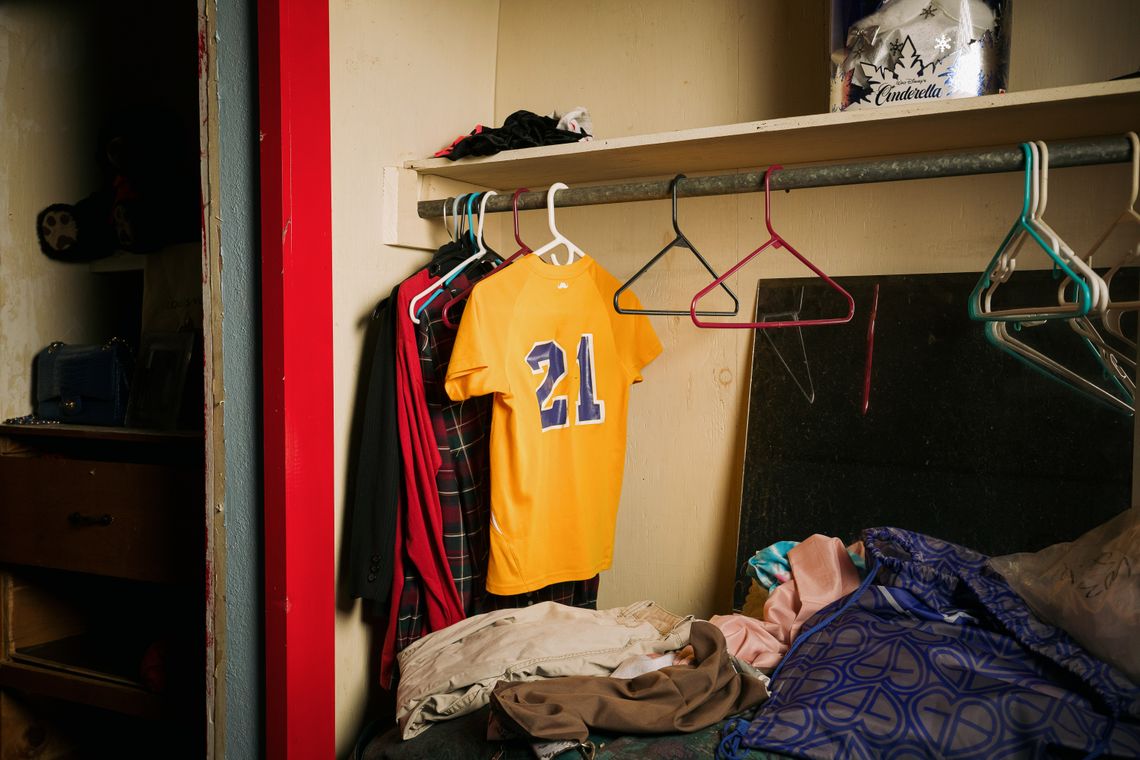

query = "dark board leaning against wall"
734;272;1134;608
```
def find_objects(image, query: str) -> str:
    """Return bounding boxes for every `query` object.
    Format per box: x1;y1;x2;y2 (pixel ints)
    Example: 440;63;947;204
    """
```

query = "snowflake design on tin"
889;39;905;58
921;3;937;19
934;33;952;53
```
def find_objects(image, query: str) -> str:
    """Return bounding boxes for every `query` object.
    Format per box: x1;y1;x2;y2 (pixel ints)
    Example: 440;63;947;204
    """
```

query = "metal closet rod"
416;135;1133;219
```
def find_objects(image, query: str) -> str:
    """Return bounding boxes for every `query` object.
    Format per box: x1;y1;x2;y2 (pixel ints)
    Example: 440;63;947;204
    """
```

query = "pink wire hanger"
689;165;856;329
441;187;533;329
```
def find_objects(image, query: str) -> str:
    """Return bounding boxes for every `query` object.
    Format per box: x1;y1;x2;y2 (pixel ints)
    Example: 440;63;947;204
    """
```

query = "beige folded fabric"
490;621;769;743
396;600;692;739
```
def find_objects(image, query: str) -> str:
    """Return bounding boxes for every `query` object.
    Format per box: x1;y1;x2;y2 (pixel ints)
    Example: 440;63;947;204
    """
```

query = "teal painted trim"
216;0;262;756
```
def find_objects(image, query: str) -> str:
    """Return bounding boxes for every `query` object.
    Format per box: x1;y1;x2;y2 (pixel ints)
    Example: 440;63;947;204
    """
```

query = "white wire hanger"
529;182;585;266
758;286;815;404
408;190;497;324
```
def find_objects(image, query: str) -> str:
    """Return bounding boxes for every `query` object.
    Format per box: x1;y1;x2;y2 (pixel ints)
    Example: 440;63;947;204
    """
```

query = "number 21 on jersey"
525;334;605;431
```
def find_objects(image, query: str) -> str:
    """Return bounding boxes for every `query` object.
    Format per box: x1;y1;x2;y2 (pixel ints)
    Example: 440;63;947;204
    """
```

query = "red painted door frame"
258;0;334;756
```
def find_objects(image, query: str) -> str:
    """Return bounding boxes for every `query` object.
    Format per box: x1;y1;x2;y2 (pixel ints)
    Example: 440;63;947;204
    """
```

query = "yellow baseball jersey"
444;254;662;595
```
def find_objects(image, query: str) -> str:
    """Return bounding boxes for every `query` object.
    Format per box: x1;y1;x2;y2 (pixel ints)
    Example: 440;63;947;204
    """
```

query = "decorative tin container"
830;0;1011;112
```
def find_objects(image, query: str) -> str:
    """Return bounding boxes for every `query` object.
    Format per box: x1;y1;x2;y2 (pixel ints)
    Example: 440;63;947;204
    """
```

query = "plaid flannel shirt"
394;260;598;653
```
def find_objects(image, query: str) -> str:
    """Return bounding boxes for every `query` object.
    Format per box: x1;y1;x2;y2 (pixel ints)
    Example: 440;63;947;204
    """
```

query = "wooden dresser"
0;423;204;758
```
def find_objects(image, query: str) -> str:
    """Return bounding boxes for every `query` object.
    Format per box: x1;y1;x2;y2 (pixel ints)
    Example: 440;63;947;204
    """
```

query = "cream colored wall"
330;0;1136;750
329;1;501;754
494;0;1139;618
0;3;117;420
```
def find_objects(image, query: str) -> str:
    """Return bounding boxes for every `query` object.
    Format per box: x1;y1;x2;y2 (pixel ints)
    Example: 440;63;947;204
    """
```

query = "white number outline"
525;340;570;431
575;333;606;426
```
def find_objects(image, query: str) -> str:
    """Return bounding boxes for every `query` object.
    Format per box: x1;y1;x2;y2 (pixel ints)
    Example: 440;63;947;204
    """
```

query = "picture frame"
125;331;195;430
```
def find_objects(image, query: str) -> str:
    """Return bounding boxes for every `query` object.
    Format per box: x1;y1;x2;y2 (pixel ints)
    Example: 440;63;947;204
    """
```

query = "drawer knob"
68;512;114;527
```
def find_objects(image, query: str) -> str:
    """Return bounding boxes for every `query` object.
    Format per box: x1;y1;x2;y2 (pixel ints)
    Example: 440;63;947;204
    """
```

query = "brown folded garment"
489;620;769;743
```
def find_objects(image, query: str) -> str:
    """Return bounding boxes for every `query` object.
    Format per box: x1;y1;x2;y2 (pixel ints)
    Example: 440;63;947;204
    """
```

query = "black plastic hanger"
614;175;740;317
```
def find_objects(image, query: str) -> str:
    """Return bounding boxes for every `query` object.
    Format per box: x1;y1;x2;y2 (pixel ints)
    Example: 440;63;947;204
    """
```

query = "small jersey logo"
558;282;568;289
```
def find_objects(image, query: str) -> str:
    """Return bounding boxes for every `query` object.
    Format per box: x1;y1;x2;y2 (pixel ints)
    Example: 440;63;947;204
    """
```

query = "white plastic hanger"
974;142;1038;317
987;320;1134;413
1026;139;1135;393
441;197;454;243
989;144;1130;410
988;141;1062;326
1092;133;1140;352
996;142;1042;291
1028;141;1107;314
1069;315;1136;398
1046;133;1140;353
442;195;464;243
408;191;497;324
984;144;1132;411
978;142;1040;314
473;190;494;256
1087;132;1140;278
529;182;585;266
1004;141;1046;282
974;141;1098;323
1101;241;1139;351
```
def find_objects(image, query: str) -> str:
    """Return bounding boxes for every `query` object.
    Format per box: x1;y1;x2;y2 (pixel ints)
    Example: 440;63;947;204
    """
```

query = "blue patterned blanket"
734;527;1140;759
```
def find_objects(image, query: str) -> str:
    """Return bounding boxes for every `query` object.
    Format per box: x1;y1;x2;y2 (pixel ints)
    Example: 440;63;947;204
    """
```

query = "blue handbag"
34;338;131;426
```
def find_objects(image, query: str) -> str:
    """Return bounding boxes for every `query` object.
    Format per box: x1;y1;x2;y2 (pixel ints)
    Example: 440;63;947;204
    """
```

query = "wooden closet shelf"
13;635;145;691
405;80;1140;189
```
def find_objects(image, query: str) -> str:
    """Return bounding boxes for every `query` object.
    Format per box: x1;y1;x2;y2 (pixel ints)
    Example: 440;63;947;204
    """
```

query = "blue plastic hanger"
410;193;476;323
412;192;495;321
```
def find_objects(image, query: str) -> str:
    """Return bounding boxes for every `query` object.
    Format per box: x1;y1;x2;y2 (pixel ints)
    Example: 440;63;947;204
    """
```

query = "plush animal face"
39;205;80;253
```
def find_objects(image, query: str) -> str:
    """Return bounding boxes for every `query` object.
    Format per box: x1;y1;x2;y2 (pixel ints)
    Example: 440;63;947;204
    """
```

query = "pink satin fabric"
711;534;861;671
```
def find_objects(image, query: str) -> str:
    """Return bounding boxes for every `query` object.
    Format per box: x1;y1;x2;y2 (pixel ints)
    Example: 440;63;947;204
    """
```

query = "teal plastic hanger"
975;143;1130;413
968;143;1093;323
415;192;488;319
408;193;476;323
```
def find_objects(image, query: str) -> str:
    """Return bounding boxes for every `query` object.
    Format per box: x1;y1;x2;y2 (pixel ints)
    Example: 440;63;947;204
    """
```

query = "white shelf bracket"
380;167;487;251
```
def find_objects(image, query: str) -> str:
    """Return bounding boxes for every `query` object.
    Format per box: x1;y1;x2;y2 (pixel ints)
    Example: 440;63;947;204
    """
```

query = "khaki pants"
396;600;693;739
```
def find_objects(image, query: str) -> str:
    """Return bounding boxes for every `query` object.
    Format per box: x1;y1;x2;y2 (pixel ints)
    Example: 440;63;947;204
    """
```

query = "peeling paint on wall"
1;0;203;421
0;4;113;421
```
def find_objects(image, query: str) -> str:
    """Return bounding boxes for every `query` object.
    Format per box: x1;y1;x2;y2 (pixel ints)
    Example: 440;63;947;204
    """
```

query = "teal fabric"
746;540;865;590
745;541;798;590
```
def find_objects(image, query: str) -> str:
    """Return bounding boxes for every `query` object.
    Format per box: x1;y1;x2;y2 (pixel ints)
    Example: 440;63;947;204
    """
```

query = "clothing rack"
416;135;1133;219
